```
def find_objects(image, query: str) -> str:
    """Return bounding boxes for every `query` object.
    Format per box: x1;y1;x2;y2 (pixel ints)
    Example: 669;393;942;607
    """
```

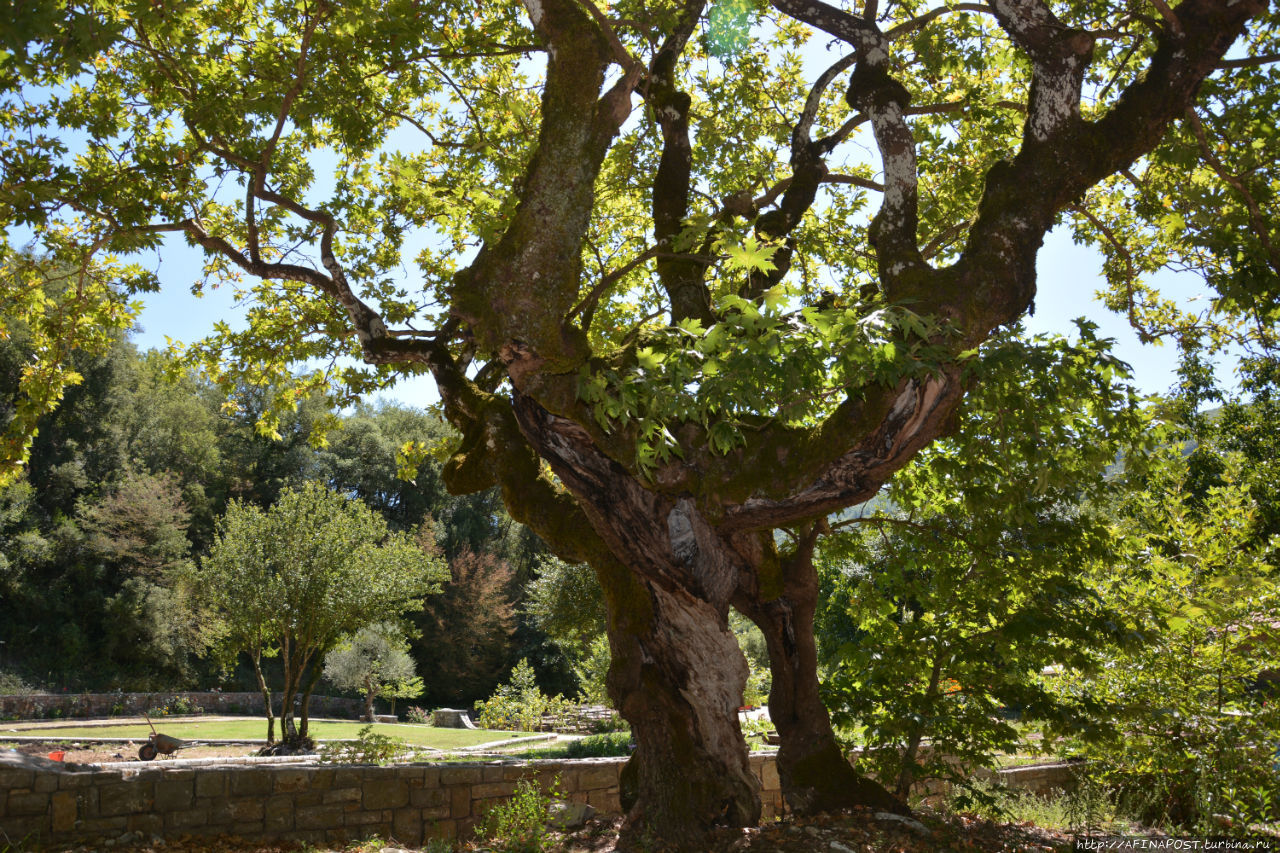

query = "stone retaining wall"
0;752;1077;849
0;692;362;721
0;753;782;848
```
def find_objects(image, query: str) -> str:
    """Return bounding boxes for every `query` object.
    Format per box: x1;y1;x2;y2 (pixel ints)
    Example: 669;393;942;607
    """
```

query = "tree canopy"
3;0;1278;845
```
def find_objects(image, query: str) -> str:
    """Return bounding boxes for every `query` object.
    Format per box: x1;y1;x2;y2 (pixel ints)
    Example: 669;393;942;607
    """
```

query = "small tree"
324;623;419;722
1059;449;1280;832
202;483;446;745
817;328;1150;797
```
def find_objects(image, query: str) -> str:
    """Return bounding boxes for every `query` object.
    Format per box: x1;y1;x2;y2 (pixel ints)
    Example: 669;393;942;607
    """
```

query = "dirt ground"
5;740;262;764
42;810;1075;853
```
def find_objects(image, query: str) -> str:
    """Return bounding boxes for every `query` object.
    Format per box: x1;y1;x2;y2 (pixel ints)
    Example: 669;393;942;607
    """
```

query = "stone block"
423;818;457;841
0;815;44;839
345;808;387;826
194;770;227;798
420;766;440;788
76;815;128;834
393;806;423;843
410;787;447;809
127;812;165;834
395;766;425;781
6;791;49;816
760;760;780;792
295;803;345;830
471;781;516;799
439;765;482;785
264;794;295;832
229;770;273;796
57;771;96;789
323;786;362;804
154;776;194;811
586;790;621;813
502;765;530;781
577;765;619;791
449;785;470;818
0;768;34;790
422;804;451;820
310;768;335;789
51;790;77;833
482;765;505;782
293;790;324;807
33;774;58;793
273;768;314;793
332;768;365;788
363;778;409;810
210;797;264;823
165;806;209;830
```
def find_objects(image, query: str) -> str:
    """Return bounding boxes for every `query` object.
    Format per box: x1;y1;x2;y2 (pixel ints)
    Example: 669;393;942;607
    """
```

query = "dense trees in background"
0;331;573;704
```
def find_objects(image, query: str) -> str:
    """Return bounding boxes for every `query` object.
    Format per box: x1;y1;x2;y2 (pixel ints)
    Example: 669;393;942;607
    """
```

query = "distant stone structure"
0;692;362;721
431;708;476;729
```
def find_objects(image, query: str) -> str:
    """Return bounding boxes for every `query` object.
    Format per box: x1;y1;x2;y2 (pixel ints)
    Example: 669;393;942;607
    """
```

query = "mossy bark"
601;566;761;850
738;541;907;816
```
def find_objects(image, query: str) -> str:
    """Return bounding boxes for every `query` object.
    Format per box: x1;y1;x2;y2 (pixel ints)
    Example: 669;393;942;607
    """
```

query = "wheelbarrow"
137;714;197;761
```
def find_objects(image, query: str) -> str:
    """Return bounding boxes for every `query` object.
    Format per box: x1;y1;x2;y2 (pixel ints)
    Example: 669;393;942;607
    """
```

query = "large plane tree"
2;0;1277;846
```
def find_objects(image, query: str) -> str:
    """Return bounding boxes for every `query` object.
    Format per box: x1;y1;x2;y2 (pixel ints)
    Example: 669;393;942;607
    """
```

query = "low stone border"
0;693;362;721
0;745;1079;849
0;750;787;847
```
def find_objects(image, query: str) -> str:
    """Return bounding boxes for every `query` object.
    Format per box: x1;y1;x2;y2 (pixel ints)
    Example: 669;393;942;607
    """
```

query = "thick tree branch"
769;0;880;52
646;0;713;324
989;0;1095;143
885;3;994;40
1217;52;1280;69
845;61;927;294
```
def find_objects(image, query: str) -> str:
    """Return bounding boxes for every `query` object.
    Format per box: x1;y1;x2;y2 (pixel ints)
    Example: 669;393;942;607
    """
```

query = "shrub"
478;777;561;853
405;705;433;725
167;695;204;715
319;725;411;765
565;731;632;758
475;659;571;732
0;670;37;696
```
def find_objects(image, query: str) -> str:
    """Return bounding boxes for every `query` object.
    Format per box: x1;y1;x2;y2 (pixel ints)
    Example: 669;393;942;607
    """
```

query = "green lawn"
6;719;533;748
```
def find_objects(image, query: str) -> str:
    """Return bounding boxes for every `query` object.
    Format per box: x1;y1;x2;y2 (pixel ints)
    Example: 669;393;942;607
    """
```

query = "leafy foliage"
818;325;1151;795
414;547;519;706
201;482;446;740
577;305;953;470
323;623;421;721
318;725;412;765
478;776;564;853
475;658;572;732
1057;448;1280;832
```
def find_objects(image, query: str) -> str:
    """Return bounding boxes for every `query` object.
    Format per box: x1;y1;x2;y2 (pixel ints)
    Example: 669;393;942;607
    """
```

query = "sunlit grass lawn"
5;719;533;748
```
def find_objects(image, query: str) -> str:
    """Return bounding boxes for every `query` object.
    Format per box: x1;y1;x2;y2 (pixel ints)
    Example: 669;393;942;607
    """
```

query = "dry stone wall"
0;752;784;848
0;751;1077;848
0;692;362;721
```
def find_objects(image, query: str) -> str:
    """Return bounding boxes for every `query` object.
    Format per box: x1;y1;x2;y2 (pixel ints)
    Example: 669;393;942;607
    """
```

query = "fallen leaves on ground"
51;807;1074;853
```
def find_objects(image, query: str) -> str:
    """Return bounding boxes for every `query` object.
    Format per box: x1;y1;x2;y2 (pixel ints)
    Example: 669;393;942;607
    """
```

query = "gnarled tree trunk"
607;580;760;846
735;531;906;816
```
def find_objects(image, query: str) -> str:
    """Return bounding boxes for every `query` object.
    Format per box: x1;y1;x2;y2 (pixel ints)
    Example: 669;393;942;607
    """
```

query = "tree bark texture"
607;580;761;845
736;533;907;816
